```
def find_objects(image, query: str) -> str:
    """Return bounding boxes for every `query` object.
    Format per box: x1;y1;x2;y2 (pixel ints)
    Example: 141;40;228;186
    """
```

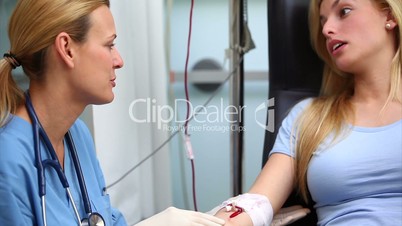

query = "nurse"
0;0;225;226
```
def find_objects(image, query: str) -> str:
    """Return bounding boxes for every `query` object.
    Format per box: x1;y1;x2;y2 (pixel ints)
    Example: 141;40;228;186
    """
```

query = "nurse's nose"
113;48;124;69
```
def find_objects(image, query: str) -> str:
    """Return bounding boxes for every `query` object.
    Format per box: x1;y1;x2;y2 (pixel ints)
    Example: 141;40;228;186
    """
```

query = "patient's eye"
340;8;351;17
320;16;326;27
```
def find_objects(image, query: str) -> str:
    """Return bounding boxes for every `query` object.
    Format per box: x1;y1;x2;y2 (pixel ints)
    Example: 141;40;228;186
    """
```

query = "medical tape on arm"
209;193;274;226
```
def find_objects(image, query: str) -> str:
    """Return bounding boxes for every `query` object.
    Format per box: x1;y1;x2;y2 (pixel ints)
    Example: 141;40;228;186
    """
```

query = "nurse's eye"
339;7;351;17
107;43;115;50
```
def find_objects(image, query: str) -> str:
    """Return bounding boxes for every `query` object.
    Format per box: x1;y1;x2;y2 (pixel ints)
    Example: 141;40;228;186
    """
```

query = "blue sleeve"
269;98;313;158
0;120;41;225
0;170;36;226
0;187;31;225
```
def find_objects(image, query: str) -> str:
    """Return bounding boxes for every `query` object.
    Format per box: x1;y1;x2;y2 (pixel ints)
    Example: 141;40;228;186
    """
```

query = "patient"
210;0;402;225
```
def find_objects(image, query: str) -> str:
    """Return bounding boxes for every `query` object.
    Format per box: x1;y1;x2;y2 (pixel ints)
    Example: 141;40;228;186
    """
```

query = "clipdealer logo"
128;98;275;133
254;98;275;133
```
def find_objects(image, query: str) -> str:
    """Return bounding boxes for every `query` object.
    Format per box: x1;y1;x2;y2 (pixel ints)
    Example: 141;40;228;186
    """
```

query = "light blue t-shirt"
0;116;127;226
271;98;402;226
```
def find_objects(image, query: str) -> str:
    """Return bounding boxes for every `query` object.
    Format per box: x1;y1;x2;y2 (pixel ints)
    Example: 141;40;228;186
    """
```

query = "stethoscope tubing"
24;91;101;226
66;131;92;213
25;92;69;196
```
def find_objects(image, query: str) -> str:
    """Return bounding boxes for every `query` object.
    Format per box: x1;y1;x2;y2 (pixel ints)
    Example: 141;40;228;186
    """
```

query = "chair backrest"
263;0;323;225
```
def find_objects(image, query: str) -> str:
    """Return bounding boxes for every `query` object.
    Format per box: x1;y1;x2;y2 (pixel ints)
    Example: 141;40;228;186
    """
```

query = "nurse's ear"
54;32;75;68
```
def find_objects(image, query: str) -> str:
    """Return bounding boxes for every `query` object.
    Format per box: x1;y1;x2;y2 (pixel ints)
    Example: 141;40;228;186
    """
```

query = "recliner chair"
262;0;324;225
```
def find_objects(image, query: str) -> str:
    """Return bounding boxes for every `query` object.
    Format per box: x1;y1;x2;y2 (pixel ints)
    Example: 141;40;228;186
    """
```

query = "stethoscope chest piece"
81;213;105;226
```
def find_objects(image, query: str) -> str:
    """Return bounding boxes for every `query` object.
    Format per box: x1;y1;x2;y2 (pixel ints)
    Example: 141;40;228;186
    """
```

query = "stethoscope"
24;91;105;226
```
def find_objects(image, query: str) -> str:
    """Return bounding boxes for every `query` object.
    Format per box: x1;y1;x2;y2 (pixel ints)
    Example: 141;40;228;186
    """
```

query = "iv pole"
229;0;245;196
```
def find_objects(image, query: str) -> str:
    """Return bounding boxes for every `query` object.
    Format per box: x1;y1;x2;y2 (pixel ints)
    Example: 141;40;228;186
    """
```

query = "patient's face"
318;0;392;74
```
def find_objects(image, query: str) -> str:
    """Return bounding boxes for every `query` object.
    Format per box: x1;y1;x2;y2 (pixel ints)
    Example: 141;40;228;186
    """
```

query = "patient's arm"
271;205;311;226
214;153;295;226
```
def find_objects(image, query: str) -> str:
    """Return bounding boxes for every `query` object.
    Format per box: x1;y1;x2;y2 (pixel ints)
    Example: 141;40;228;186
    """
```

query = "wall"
170;0;268;72
0;0;28;89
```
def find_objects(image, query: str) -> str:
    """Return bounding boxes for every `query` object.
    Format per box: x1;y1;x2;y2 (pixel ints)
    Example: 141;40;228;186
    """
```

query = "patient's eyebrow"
331;0;341;9
319;0;342;25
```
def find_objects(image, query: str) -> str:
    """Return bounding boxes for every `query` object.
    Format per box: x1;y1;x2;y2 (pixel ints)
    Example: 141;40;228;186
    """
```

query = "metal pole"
229;0;244;196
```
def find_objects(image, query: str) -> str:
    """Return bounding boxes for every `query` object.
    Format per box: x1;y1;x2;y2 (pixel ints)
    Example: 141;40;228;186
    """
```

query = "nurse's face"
71;5;124;105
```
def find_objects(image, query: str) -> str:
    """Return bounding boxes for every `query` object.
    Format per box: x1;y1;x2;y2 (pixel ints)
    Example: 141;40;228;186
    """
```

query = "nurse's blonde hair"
295;0;402;202
0;0;110;127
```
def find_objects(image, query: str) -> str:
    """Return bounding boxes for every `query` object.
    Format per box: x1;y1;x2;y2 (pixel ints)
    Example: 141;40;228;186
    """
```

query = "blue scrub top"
0;116;127;225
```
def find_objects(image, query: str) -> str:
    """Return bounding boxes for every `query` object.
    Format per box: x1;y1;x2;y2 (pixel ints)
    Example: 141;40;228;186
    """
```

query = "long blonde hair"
0;0;110;127
295;0;402;202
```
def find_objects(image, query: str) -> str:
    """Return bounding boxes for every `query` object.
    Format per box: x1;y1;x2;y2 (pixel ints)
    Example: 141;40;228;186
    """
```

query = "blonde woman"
0;0;226;225
212;0;402;225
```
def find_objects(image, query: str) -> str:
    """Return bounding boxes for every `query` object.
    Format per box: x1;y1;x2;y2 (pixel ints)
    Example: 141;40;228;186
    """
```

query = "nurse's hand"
135;207;225;226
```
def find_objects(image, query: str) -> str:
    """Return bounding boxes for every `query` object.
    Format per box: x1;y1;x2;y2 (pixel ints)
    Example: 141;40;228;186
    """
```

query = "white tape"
208;193;273;226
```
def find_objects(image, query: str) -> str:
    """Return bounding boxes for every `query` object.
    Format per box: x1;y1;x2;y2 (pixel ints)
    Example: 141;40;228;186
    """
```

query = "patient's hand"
270;205;310;226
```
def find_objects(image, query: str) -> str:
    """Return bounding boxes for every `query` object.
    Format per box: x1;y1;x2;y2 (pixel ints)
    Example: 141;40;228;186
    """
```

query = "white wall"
92;0;172;224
